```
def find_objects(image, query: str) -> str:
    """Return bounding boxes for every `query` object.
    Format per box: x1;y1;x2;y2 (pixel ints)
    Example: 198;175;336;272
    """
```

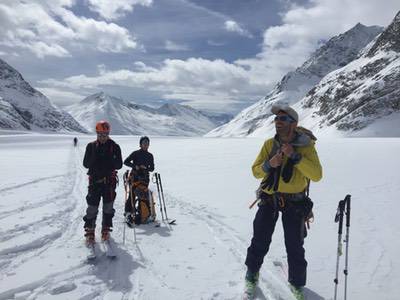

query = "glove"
262;160;272;173
290;152;302;164
282;152;302;183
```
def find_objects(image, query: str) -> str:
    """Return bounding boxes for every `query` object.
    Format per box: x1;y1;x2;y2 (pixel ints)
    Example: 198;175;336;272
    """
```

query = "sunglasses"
97;133;109;138
274;115;295;123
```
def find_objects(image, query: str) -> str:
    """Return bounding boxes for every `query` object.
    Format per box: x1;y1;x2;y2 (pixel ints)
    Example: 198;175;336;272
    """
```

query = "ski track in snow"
0;173;72;194
0;147;93;299
166;196;294;300
0;145;296;300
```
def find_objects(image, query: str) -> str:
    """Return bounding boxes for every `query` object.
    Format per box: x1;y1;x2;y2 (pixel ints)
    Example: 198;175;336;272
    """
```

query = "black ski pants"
83;180;116;229
245;196;307;287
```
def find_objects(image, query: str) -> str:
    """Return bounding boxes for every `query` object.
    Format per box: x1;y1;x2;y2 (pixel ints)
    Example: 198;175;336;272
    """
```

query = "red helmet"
95;120;110;133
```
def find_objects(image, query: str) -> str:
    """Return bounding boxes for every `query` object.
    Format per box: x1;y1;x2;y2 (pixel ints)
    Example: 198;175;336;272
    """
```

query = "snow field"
0;135;399;300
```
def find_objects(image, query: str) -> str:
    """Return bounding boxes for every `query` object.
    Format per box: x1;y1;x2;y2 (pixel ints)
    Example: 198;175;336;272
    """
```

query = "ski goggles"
274;115;296;123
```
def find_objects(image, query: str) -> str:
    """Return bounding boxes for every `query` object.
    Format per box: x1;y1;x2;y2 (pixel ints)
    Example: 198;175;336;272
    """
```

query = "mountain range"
1;11;399;137
65;92;232;136
208;11;400;137
0;58;231;136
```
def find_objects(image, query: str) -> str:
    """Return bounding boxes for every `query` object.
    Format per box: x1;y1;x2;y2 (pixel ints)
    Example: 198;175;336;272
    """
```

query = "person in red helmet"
82;121;122;245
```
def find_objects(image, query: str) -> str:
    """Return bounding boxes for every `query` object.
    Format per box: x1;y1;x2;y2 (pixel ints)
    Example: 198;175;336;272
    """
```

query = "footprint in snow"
49;282;77;295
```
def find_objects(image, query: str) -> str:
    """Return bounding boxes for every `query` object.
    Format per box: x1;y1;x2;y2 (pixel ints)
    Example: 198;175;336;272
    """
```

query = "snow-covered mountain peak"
157;103;199;117
0;59;27;86
81;92;126;106
299;11;400;136
157;103;181;116
0;58;85;132
0;59;50;105
367;10;400;56
207;23;383;137
297;23;382;80
66;93;229;136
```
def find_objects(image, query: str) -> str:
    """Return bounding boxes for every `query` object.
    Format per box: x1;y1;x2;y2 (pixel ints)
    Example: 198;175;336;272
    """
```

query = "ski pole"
249;187;263;209
154;173;165;221
123;175;128;245
249;199;259;209
344;195;351;300
123;220;126;245
157;173;169;220
334;197;346;300
130;183;137;243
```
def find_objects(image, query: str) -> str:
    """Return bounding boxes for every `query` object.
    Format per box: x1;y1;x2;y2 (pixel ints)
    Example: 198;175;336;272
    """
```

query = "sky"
0;0;399;114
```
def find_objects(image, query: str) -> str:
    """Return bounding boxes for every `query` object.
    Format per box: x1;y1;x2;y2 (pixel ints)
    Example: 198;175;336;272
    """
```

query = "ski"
168;219;176;225
86;243;96;261
102;240;117;259
242;290;254;300
273;260;305;300
290;285;305;300
242;283;256;300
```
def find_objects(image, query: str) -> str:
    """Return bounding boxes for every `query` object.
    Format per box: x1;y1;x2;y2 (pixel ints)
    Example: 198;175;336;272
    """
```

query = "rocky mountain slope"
0;59;85;133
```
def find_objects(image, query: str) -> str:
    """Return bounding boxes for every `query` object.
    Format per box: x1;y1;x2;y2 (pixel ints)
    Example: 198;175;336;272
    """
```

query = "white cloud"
87;0;152;20
57;7;137;52
39;58;266;106
165;40;190;52
236;0;400;90
30;42;70;58
38;0;400;111
163;92;243;111
0;1;137;58
224;20;252;38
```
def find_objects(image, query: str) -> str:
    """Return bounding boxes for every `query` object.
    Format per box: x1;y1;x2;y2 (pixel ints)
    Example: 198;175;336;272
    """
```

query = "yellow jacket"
252;134;322;194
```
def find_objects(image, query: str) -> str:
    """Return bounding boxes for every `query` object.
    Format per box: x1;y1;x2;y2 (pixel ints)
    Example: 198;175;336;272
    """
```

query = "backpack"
295;126;316;227
133;181;155;225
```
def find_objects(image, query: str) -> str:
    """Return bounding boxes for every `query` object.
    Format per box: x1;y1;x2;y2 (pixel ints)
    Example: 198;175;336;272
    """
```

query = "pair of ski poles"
334;194;351;300
153;172;170;222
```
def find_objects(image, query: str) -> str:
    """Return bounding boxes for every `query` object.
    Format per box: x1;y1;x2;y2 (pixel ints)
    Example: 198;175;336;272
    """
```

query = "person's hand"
281;143;294;157
269;151;283;168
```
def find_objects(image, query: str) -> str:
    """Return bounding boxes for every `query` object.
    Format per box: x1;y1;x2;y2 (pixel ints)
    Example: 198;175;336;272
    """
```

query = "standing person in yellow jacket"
244;104;322;300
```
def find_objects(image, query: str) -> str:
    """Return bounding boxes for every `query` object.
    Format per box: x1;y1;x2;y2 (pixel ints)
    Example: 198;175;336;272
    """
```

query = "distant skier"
244;104;323;300
73;137;78;147
82;121;122;245
123;136;155;226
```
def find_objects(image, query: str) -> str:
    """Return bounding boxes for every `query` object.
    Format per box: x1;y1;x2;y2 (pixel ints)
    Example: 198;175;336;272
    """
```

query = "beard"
276;125;290;137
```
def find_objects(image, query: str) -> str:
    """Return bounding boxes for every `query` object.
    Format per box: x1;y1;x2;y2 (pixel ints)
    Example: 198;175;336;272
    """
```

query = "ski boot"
289;284;305;300
243;269;259;299
84;228;95;246
101;227;112;241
